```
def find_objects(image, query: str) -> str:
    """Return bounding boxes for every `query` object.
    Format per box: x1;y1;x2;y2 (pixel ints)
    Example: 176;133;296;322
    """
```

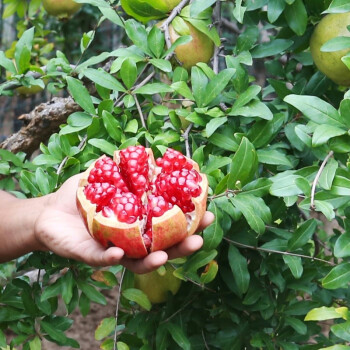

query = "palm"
35;175;214;273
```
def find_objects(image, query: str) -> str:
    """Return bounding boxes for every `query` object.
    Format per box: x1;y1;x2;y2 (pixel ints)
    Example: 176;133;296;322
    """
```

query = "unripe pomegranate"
43;0;82;19
169;18;215;70
77;146;208;258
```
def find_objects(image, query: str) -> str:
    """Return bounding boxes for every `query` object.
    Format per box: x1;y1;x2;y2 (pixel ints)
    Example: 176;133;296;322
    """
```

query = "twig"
183;123;193;158
224;237;335;266
113;267;126;350
213;1;222;74
160;0;190;50
310;151;334;209
160;296;197;324
56;135;87;177
221;18;241;35
202;329;210;350
134;94;150;148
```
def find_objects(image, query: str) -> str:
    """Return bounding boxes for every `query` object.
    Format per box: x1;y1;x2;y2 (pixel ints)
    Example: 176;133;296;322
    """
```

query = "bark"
0;97;81;156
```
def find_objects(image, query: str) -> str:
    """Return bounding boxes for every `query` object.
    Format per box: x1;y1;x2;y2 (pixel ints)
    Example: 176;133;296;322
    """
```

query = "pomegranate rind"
187;174;209;235
92;214;148;258
151;206;188;252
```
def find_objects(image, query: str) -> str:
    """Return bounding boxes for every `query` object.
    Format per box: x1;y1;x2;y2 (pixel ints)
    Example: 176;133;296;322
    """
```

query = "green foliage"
1;0;350;349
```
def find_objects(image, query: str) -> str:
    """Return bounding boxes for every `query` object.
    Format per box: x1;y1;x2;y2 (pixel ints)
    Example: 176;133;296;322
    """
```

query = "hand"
35;174;215;274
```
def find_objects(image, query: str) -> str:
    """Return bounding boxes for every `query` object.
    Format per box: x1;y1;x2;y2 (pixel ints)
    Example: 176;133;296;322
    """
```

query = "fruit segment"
77;146;208;258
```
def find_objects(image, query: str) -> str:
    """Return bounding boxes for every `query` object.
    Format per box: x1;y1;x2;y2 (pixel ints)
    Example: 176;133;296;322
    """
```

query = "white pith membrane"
77;148;208;255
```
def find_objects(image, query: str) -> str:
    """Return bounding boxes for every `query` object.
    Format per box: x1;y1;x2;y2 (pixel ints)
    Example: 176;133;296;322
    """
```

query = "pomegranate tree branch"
221;18;241;35
160;0;190;51
0;97;81;156
183;123;193;158
213;0;222;74
310;150;334;209
113;267;126;350
223;237;335;266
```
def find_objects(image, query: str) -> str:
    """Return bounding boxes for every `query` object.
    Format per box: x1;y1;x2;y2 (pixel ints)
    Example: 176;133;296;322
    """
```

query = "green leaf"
148;26;165;58
77;281;107;305
228;245;250;295
191;66;208;107
35;168;50;195
102;111;122;142
229;100;273;120
319;158;338;190
66;77;95;115
122;288;151;311
322;262;350;289
0;52;16;74
321;36;350;52
324;0;350;13
331;321;350;342
284;94;344;128
29;336;41;350
270;172;304;197
190;0;216;17
206;117;227;138
268;0;286;22
231;195;267;234
228;137;258;189
312;124;346;147
203;202;224;250
134;83;173;95
95;317;116;341
166;323;191;350
331;173;350;196
84;68;126;92
335;232;350;258
231;84;261;110
288;219;317;251
120;58;138;90
251;39;293;58
88;139;117;156
41;280;62;301
40;320;79;348
171;81;194;100
149;59;172;72
99;6;124;26
14;27;34;74
124;20;151;55
203;69;236;106
285;0;307;35
314;200;335;221
61;270;74;305
257;149;293;167
283;255;303;279
285;316;307;335
305;306;348;321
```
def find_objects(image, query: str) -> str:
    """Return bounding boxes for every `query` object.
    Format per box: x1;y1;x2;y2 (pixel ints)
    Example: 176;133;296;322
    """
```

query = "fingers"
196;211;215;233
166;234;203;260
121;251;168;274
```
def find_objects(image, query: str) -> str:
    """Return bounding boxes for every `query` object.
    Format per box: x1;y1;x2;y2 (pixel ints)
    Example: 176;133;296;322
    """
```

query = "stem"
213;1;222;74
160;0;190;50
310;151;334;209
183;123;193;158
113;267;126;350
223;237;335;266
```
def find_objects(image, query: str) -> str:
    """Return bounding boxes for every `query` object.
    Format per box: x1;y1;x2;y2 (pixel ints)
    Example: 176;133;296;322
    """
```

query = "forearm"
0;191;48;263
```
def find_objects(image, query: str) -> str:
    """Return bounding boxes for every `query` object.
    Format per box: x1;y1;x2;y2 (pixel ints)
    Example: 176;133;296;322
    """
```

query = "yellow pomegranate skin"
134;264;182;304
42;0;82;18
310;12;350;86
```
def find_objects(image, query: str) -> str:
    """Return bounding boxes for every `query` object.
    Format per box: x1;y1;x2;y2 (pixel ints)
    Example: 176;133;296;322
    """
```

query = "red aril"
76;146;208;258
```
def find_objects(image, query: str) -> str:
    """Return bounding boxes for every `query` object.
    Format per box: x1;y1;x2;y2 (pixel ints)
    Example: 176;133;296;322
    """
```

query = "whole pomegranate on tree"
134;264;182;304
42;0;82;19
310;12;350;86
168;17;215;70
76;146;208;258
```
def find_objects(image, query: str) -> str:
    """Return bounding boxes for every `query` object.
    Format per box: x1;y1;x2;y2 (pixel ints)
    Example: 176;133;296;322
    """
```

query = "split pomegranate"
76;146;208;258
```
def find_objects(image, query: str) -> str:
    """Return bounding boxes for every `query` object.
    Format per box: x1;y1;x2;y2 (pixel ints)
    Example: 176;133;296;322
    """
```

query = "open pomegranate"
76;146;208;258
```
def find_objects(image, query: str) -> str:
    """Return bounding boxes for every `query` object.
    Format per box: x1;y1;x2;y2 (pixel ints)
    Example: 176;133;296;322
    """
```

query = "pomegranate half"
76;146;208;258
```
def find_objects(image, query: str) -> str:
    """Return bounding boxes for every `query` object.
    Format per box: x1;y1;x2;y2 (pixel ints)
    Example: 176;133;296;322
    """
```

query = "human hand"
35;174;214;273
